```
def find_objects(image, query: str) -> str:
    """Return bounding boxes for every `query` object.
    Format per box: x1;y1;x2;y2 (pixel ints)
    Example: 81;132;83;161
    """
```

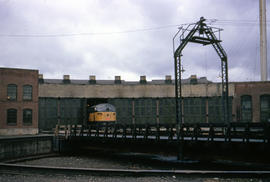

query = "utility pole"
260;0;268;81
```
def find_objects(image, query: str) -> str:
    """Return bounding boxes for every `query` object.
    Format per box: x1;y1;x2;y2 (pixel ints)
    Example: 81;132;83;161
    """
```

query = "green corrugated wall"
108;98;133;124
38;97;234;130
208;96;232;123
59;98;84;125
38;98;58;130
159;98;175;124
184;97;206;123
134;99;156;124
39;98;85;130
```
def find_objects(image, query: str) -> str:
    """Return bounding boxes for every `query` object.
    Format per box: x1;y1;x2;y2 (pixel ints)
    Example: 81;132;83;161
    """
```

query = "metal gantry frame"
173;17;229;130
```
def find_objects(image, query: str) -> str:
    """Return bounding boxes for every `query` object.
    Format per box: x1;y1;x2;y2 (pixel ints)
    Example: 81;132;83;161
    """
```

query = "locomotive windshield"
91;103;116;112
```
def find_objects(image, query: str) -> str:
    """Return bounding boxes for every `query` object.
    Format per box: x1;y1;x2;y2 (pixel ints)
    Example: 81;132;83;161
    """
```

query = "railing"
54;122;270;143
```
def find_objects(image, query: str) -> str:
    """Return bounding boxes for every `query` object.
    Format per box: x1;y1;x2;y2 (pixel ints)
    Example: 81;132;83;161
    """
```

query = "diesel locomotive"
88;103;116;123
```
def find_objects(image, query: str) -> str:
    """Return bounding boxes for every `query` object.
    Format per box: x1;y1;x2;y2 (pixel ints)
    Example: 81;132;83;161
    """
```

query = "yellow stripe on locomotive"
88;103;116;123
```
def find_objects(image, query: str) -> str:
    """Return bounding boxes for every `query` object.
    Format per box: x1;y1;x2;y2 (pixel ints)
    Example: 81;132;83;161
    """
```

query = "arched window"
241;95;252;122
7;108;17;125
260;95;270;122
23;85;32;100
23;109;32;124
7;84;17;100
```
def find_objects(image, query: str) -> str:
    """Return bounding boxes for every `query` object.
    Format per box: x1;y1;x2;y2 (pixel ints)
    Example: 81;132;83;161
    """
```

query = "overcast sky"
0;0;269;82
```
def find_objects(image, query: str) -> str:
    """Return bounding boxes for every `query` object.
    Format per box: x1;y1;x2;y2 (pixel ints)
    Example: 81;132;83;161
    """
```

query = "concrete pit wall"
0;128;38;135
0;135;53;161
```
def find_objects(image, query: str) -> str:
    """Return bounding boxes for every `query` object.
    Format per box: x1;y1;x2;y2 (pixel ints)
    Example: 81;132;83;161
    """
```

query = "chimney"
259;0;268;81
38;74;44;84
140;75;147;84
89;75;96;84
63;75;70;84
165;75;172;84
190;75;198;84
114;76;121;84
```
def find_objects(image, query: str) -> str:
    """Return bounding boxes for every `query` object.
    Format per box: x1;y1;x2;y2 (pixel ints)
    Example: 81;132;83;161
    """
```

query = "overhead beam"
183;36;222;45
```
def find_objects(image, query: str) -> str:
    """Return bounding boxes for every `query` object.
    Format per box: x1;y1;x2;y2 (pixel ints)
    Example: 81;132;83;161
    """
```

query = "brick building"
233;82;270;122
0;68;39;135
1;67;270;135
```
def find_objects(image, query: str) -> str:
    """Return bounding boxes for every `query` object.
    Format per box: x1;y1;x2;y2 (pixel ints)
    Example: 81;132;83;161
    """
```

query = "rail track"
1;153;270;178
1;162;270;178
1;153;59;164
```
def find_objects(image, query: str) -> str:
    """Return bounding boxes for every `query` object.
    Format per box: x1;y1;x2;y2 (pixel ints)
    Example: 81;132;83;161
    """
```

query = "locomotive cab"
88;103;116;123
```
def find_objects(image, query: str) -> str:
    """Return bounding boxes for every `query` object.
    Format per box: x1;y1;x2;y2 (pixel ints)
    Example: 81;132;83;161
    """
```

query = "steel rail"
0;163;270;178
1;153;60;163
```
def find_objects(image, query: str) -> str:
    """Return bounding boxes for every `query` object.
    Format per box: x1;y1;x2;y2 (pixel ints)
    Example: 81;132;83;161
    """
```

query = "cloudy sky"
0;0;269;82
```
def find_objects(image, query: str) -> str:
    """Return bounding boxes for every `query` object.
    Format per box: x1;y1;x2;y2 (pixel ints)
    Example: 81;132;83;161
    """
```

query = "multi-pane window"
260;95;270;122
23;85;32;100
7;84;17;100
23;109;32;124
241;95;252;122
7;108;17;125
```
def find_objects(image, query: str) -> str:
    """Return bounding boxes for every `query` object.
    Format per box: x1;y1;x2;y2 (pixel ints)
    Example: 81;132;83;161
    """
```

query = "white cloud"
0;0;268;81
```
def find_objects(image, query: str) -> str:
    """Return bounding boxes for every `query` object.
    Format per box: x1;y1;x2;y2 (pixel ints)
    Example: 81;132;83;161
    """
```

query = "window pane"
7;109;17;124
23;109;32;124
7;84;17;100
260;95;270;122
23;85;32;100
241;95;252;122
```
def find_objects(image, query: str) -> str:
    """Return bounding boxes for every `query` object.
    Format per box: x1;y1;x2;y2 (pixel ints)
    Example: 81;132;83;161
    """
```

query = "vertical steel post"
156;98;160;125
57;97;61;125
178;55;184;160
174;55;179;128
174;54;183;160
83;98;87;126
132;99;135;124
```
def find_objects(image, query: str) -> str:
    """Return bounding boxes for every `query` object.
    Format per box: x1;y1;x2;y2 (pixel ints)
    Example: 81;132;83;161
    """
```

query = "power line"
0;24;184;38
0;19;268;38
213;19;270;27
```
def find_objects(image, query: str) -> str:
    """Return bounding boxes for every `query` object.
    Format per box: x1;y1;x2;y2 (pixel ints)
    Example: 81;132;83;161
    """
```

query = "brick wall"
0;68;39;135
234;82;270;122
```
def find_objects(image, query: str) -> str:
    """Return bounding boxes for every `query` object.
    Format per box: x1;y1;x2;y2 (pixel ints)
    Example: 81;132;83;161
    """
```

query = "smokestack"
260;0;268;81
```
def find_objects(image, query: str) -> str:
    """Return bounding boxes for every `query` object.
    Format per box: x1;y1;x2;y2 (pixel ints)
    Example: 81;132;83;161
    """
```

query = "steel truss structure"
173;17;229;127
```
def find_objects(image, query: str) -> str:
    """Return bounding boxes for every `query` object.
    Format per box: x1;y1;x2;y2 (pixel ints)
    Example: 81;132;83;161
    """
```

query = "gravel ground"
16;155;153;170
0;174;266;182
15;153;270;171
0;152;268;181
